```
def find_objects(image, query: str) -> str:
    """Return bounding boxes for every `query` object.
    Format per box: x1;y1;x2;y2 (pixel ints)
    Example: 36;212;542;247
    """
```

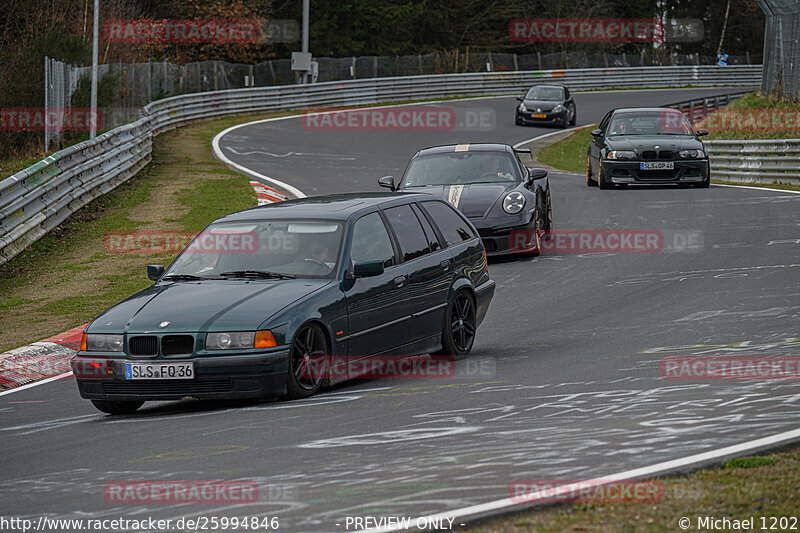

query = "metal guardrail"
665;90;752;123
0;65;762;266
704;139;800;185
664;90;800;185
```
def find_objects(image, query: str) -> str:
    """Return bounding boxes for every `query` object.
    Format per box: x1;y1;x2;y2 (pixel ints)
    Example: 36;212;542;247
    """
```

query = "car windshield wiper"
162;274;212;281
220;270;296;280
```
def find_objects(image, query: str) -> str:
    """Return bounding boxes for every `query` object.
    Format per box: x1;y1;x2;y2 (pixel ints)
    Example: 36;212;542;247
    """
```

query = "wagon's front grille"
129;335;158;357
162;335;194;356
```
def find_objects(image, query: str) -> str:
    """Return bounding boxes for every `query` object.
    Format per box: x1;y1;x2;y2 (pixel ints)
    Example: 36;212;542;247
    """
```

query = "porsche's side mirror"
516;96;524;102
147;264;164;281
591;129;603;137
527;168;548;181
696;128;709;137
378;176;396;191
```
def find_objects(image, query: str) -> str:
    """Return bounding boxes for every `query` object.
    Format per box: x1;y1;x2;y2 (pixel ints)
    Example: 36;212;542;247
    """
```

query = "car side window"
350;212;396;268
599;112;613;133
384;204;431;261
411;203;442;252
421;201;476;247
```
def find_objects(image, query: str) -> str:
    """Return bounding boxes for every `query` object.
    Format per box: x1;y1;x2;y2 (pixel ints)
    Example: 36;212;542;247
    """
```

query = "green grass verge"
537;126;594;173
0;112;279;351
466;446;800;532
704;91;800;140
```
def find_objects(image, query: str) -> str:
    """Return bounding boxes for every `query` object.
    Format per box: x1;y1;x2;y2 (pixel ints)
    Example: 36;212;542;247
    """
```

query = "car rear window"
420;201;476;246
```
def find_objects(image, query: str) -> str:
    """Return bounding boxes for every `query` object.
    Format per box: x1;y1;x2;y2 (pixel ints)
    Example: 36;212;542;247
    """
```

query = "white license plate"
125;362;194;380
640;161;674;170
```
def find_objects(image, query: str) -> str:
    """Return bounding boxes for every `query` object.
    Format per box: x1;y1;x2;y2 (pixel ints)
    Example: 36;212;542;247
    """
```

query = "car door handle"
440;260;450;271
393;275;406;287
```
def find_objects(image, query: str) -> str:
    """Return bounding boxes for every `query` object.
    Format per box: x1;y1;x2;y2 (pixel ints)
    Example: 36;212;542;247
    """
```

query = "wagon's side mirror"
353;260;385;278
696;128;709;137
591;129;603;137
147;264;164;281
378;176;396;191
516;96;524;102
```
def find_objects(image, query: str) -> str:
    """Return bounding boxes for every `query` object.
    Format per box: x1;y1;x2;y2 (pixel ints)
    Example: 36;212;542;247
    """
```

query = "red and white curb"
0;324;86;390
250;181;289;205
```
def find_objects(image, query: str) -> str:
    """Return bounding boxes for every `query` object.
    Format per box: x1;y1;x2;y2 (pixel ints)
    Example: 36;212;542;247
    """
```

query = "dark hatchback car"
587;107;710;189
71;194;495;414
378;143;552;256
515;84;576;128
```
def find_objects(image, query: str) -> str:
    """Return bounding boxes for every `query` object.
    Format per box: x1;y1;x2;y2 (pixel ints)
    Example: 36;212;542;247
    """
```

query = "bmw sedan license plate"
530;113;546;118
640;161;674;170
125;362;194;380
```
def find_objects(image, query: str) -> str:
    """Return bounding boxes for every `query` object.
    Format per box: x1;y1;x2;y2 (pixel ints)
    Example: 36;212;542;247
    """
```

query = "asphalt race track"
2;88;800;532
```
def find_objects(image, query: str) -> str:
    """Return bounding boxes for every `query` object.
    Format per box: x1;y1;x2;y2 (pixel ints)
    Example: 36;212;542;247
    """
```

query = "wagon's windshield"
163;220;344;279
402;152;519;187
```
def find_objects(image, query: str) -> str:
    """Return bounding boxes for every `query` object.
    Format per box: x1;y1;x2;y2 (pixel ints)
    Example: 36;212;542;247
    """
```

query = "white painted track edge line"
359;427;800;533
0;372;73;397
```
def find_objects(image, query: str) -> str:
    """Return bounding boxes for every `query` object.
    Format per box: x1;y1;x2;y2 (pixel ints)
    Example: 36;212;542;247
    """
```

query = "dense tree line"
0;0;766;159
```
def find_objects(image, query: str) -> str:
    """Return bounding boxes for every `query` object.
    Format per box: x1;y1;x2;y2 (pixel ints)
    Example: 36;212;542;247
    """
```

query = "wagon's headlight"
503;192;526;214
518;103;528;112
679;149;700;158
205;330;277;350
552;104;565;113
82;334;123;352
607;150;636;160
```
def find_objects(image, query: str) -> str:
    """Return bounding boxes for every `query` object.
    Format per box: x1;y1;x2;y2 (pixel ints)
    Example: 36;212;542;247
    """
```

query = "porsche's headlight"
84;334;123;352
552;104;565;114
607;150;636;160
679;149;700;158
518;103;528;112
503;192;526;214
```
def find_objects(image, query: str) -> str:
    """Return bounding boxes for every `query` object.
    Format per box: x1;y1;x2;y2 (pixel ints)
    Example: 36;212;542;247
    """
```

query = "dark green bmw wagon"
71;193;495;414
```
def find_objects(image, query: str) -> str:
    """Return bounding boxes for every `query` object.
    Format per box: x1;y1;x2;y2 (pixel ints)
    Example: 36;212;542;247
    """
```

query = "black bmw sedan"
379;144;552;256
71;193;495;414
587;107;710;189
515;84;576;128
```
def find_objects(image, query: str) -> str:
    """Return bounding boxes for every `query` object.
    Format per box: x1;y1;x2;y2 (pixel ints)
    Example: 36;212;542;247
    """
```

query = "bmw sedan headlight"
82;334;123;352
503;192;526;214
552;104;565;114
205;330;277;350
679;149;700;159
518;103;528;112
607;150;637;160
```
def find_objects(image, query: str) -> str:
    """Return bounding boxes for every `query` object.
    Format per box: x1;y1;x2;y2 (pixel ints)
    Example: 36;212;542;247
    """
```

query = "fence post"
513;53;518;71
373;56;378;78
418;54;422;75
537;51;542;70
44;56;49;152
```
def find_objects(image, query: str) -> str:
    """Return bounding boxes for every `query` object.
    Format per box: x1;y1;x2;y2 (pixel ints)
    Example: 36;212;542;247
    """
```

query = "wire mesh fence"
44;50;756;148
758;0;800;100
